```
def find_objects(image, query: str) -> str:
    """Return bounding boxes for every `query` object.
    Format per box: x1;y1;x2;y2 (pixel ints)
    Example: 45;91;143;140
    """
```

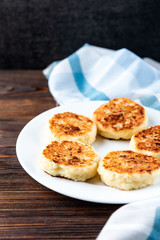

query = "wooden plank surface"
0;70;122;239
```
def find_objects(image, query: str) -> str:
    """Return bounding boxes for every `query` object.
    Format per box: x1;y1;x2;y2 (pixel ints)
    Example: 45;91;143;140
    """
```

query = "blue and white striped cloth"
43;43;160;110
43;44;160;240
97;197;160;240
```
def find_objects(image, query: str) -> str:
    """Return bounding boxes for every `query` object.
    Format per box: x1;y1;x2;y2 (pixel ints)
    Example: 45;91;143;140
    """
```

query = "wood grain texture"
0;70;122;239
0;0;160;69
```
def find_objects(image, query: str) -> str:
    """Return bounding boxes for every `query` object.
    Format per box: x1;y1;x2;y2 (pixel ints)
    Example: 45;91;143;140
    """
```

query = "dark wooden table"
0;70;122;239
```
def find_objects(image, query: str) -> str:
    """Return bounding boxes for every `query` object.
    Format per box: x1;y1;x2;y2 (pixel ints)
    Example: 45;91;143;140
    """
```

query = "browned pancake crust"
134;125;160;152
93;98;145;131
43;141;97;167
102;150;160;174
49;112;93;137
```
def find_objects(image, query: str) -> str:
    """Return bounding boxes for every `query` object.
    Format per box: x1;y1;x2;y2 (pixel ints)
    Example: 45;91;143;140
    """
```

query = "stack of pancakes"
39;98;160;191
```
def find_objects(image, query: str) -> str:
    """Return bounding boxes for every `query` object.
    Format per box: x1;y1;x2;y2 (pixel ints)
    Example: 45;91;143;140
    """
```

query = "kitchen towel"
43;43;160;110
97;197;160;240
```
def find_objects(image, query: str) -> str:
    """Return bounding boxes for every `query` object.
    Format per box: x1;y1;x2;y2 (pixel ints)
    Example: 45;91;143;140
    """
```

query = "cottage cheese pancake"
98;150;160;190
49;112;97;144
39;140;100;181
93;98;148;139
130;125;160;161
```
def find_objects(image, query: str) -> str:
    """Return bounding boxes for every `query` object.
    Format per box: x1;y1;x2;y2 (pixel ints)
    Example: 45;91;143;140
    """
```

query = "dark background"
0;0;160;69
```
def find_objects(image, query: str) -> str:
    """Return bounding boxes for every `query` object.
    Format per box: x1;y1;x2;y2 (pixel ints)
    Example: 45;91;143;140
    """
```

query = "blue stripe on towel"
140;95;160;111
147;207;160;240
68;52;110;101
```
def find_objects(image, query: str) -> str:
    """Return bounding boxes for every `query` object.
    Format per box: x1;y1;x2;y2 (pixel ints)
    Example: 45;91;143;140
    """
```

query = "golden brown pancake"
130;125;160;161
39;140;100;181
93;98;148;139
49;112;97;144
98;150;160;190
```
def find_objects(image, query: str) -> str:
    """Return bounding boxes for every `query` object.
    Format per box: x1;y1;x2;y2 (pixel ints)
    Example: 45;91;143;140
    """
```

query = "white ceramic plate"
16;101;160;204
